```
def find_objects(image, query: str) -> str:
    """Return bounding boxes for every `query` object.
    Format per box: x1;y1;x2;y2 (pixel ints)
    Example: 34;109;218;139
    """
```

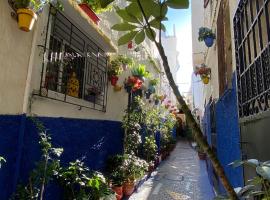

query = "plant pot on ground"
123;180;135;196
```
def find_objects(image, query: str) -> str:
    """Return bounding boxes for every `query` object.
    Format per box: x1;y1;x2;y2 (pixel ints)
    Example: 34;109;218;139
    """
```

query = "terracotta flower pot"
17;8;37;32
112;185;123;200
198;152;207;160
123;181;135;196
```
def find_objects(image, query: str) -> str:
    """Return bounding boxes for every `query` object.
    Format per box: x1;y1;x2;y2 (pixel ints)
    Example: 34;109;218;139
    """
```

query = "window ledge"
61;0;117;53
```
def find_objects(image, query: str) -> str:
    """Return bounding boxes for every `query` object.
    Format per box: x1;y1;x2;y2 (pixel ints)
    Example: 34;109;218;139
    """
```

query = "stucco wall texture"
0;116;124;199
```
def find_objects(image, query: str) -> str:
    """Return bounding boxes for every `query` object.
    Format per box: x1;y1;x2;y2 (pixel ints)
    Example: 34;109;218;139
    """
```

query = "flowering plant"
198;27;216;41
194;64;211;77
124;76;143;92
122;154;148;181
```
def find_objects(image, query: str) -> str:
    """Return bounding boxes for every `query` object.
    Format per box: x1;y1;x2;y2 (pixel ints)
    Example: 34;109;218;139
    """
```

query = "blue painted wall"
0;115;124;199
203;74;243;194
215;74;243;192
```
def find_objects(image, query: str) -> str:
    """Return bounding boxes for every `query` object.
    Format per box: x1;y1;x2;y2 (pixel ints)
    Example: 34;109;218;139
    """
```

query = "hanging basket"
201;76;210;84
17;8;37;32
204;36;214;47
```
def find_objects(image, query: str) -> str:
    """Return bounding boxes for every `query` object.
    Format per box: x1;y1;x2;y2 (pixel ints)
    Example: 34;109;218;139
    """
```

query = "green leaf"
149;19;166;31
135;30;145;45
126;2;143;21
166;0;189;9
111;23;138;31
145;28;156;41
100;0;115;8
118;31;138;46
116;9;140;23
228;160;244;168
256;166;270;181
140;0;161;18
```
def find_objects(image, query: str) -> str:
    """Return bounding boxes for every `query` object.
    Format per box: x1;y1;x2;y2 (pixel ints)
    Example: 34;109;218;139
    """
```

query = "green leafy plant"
198;27;216;42
106;155;125;186
108;55;134;77
149;78;159;86
111;0;188;46
131;64;150;79
122;154;148;181
143;136;157;163
12;117;63;200
56;159;113;200
79;0;113;13
14;0;63;13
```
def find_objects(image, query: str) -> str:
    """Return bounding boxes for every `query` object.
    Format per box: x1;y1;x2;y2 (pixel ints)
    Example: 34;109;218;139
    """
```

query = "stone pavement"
129;141;215;200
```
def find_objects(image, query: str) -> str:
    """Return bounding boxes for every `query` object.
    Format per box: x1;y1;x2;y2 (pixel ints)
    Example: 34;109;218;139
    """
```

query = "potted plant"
198;27;216;47
194;64;211;85
143;136;157;173
122;154;148;196
14;0;61;32
108;60;123;86
124;76;143;92
110;171;125;200
106;155;126;200
78;0;113;24
131;64;150;82
116;55;133;71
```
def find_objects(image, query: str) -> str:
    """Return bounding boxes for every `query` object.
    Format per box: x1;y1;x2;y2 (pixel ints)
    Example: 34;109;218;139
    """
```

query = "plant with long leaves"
216;159;270;199
110;0;238;198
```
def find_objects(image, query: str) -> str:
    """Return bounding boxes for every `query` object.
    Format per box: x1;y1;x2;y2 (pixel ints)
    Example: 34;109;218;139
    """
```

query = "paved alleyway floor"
129;141;215;200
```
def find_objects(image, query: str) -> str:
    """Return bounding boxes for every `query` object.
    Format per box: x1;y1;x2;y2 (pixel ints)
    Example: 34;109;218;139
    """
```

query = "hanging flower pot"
110;75;119;86
198;27;216;48
201;75;210;84
145;91;151;99
17;8;37;32
204;36;214;47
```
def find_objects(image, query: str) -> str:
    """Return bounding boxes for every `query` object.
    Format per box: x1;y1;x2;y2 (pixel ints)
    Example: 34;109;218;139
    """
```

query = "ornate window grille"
40;8;108;112
234;0;270;118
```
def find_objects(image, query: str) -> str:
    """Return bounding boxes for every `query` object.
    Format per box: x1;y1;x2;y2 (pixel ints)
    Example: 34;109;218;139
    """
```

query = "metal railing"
39;8;108;112
234;0;270;118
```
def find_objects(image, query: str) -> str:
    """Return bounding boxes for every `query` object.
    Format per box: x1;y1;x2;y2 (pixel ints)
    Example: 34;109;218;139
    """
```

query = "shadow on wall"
0;116;124;199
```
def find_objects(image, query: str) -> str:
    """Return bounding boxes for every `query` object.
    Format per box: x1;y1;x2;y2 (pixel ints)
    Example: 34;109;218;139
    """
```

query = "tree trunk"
155;42;238;199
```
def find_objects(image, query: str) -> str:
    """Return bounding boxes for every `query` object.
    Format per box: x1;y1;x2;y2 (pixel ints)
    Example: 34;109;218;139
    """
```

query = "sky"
164;4;193;96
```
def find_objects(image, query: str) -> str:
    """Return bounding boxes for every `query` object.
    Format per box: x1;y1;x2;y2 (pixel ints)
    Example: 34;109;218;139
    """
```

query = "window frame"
39;7;109;112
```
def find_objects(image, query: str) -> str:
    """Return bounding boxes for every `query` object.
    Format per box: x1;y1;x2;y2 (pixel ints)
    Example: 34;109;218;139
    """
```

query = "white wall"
0;1;34;114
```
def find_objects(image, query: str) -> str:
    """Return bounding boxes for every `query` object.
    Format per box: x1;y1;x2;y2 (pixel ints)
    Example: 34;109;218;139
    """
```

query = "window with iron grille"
234;0;270;118
40;8;108;112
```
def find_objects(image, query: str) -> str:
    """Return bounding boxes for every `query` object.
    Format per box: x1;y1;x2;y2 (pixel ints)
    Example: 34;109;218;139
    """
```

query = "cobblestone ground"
129;141;215;200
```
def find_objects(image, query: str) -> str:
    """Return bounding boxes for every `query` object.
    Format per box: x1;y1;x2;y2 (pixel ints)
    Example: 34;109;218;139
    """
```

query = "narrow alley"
129;141;215;200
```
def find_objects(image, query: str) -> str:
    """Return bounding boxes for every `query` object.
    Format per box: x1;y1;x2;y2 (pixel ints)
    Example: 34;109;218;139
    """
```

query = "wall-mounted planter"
79;3;100;25
204;36;214;47
17;8;37;32
201;75;210;84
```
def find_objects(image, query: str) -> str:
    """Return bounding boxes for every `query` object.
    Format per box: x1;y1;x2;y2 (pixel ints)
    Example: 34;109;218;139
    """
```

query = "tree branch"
136;0;238;199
